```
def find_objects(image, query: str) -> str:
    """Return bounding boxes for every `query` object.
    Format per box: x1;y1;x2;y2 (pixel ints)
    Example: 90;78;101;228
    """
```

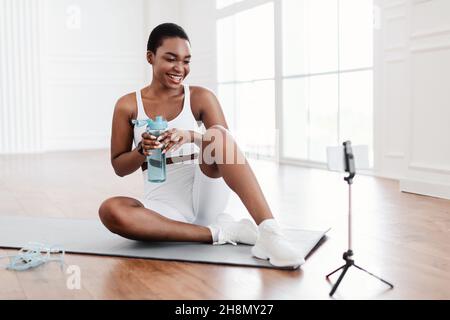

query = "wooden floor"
0;150;449;299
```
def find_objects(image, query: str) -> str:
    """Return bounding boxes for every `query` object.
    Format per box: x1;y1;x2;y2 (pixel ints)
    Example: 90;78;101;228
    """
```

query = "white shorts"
138;159;231;226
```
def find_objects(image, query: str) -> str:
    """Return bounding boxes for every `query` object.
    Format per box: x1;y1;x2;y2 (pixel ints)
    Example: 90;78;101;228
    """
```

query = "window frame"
216;0;375;173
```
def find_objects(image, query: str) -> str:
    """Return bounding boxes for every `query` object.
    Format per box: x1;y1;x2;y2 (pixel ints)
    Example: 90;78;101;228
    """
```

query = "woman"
99;23;303;268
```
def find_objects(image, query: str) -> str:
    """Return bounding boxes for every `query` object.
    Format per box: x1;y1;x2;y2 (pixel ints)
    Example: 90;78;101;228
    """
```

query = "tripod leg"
329;264;351;297
326;264;345;278
353;264;394;288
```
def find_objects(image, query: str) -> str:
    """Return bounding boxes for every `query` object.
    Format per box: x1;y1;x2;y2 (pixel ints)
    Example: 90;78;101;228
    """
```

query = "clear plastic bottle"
132;116;168;183
146;116;168;183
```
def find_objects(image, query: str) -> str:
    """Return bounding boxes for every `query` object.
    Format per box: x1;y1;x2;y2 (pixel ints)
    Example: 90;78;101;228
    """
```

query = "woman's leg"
192;163;232;226
98;196;212;242
195;126;304;267
198;125;274;225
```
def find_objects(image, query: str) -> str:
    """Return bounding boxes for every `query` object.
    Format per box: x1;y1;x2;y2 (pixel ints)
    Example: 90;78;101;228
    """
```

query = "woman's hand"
140;132;164;156
157;128;192;154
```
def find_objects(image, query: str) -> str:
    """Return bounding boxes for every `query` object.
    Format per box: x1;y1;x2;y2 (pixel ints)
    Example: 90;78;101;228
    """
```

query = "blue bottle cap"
148;116;168;130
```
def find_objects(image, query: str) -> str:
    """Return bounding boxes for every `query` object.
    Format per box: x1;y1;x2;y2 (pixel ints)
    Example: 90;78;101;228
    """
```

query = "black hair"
147;23;190;54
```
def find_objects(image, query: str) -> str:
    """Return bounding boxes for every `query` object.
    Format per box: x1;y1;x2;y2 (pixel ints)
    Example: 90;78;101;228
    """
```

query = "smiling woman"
146;23;191;88
98;22;305;269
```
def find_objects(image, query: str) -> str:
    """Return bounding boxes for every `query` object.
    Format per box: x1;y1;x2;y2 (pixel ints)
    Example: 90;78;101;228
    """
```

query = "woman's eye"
165;58;190;64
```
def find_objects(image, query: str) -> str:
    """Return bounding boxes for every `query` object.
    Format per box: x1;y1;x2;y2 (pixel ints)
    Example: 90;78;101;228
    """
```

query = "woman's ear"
146;51;154;65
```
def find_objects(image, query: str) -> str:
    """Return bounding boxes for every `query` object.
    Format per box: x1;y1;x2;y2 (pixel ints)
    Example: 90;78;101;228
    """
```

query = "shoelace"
213;228;238;246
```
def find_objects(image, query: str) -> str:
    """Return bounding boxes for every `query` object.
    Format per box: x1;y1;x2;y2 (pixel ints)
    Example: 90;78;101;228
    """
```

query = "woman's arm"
189;130;203;148
150;87;230;153
186;87;230;149
191;86;229;130
110;96;146;177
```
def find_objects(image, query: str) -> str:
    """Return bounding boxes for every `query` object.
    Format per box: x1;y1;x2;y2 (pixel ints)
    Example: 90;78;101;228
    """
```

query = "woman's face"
148;37;191;89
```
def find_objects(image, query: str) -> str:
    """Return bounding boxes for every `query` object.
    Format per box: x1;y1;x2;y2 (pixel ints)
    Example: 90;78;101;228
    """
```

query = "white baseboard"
400;179;450;200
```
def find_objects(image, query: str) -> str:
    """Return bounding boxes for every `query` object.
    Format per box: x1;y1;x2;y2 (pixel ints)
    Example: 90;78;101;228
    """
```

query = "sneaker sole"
251;245;304;269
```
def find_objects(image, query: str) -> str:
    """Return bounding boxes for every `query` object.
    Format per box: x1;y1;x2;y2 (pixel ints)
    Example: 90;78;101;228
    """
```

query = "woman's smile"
167;73;183;84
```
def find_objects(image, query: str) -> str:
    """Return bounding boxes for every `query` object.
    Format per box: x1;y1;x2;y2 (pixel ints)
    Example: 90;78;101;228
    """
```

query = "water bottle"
132;116;168;183
146;116;168;183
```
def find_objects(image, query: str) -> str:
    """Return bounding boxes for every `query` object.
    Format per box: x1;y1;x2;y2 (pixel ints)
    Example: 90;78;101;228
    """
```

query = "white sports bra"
132;84;202;158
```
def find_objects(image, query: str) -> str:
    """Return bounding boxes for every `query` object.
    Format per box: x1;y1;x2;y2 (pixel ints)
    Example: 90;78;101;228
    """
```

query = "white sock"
258;218;279;229
207;226;220;243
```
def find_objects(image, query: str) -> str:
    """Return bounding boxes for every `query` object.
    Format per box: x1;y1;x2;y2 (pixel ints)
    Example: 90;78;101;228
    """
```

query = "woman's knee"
203;125;244;165
204;125;229;140
98;197;134;234
203;126;229;161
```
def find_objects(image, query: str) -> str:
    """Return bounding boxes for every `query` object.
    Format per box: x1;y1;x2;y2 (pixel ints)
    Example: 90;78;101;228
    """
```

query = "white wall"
179;0;218;92
41;0;147;151
0;0;150;153
0;0;43;153
374;0;450;199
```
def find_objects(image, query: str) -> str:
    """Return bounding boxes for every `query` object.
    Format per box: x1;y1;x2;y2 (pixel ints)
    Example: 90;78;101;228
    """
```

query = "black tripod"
326;141;394;297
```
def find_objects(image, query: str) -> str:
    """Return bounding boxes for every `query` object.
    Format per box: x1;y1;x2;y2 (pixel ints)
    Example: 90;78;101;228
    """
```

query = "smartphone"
326;145;370;172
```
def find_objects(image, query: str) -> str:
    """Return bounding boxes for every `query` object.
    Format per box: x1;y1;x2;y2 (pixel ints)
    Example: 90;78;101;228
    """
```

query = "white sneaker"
251;219;305;269
208;213;258;246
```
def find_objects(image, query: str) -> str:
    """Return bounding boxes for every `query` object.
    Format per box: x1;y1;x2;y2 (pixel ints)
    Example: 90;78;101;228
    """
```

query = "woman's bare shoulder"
188;85;228;127
114;91;138;118
189;86;220;121
189;85;216;100
189;86;219;108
